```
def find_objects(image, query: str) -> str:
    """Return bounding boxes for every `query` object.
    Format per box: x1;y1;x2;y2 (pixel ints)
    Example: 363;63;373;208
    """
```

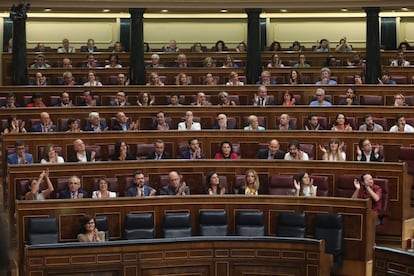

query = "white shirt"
178;122;201;131
41;156;65;164
390;60;410;67
389;124;414;133
284;151;309;161
327;152;346;161
92;191;117;198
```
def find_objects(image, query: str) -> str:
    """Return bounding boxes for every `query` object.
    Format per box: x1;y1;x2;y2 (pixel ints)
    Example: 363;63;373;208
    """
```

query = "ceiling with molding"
0;0;413;14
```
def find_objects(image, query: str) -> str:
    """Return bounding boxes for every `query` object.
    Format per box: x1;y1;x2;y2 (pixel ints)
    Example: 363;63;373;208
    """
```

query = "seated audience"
168;93;183;106
40;144;65;164
162;39;180;52
293;54;311;68
59;175;88;199
213;40;227;52
352;173;382;212
83;71;103;87
393;93;407;107
57;38;75;53
203;57;215;68
222;55;238;68
331;113;353;131
217;91;237;106
146;139;171;160
175;53;190;68
252;85;275;106
191;92;212;106
84;112;108;132
315;67;337;85
66;118;82;133
110;91;130;107
126;171;156;197
294;172;317;197
116;73;129;85
62;71;76;86
281;90;296;106
68;139;96;162
335;37;352;52
105;53;122;68
267;53;284;68
31;72;47;86
390;50;410;67
111;112;138;131
146;72;164;86
236;41;247;52
192;42;205;53
2;115;26;134
144;42;151;52
206;172;226;195
147;54;162;68
151;111;172;131
284;140;309;161
389;114;414;132
319;138;346;161
80;38;98;53
275;113;296;130
304;113;324;130
176;73;190;85
56;92;74;107
214;141;239;159
112;140;135;161
226;71;244;86
339;87;359;105
255;139;284;160
61;58;72;69
309;88;332;106
112;41;124;53
7;141;34;165
30;54;51;69
137;91;155;107
288;69;304;85
256;70;276;85
83;53;99;68
24;169;54;200
77;215;105;242
314;38;330;52
213;113;234;130
379;70;396;85
92;177;117;198
268;41;282;51
179;137;206;159
240;169;262;195
34;43;49;52
160;171;190;195
398;41;411;51
244;115;265;131
178;111;202;131
353;73;364;85
346;52;364;66
30;112;56;133
27;92;46;108
359;114;384;132
204;73;217;85
356;138;383;162
2;93;20;108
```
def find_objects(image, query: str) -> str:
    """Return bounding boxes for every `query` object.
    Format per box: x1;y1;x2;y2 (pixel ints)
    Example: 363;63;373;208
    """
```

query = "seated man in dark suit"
275;113;296;130
160;171;190;195
151;111;173;131
255;139;285;160
84;112;108;132
30;111;57;132
7;140;34;165
80;38;98;53
355;138;383;162
79;90;100;107
179;137;206;159
126;171;156;197
252;85;275;106
111;112;138;131
59;175;88;199
68;139;96;162
212;113;235;130
146;139;171;160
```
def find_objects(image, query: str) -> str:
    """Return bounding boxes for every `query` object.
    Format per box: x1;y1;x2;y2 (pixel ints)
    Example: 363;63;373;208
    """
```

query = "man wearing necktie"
255;139;285;160
145;139;171;160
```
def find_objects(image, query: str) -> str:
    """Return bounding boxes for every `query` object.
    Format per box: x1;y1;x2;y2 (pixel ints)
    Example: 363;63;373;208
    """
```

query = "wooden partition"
17;194;372;276
24;237;332;276
374;246;414;275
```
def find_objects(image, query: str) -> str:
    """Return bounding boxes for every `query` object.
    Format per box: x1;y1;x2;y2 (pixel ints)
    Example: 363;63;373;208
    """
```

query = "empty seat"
28;217;59;245
374;178;390;221
299;143;314;160
95;216;109;241
311;175;329;197
336;175;358;198
360;95;383;105
85;145;102;161
235;210;264;236
268;175;295;195
124;213;154;239
314;213;344;273
199;210;228;236
399;147;414;175
276;212;306;238
162;212;192;238
136;144;154;160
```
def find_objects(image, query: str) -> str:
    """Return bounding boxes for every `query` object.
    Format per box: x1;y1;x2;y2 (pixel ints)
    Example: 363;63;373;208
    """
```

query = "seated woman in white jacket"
178;111;201;131
92;177;116;198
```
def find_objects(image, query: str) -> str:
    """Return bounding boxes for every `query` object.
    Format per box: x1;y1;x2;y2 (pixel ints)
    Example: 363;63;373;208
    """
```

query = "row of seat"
27;211;343;271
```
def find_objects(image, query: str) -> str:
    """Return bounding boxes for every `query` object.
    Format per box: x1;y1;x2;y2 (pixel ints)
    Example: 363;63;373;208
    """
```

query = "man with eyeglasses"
7;140;34;165
309;88;332;106
356;138;383;162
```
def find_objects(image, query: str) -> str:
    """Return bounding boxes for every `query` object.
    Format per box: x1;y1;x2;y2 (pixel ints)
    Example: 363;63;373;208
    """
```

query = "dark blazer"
111;122;131;131
160;184;190;195
275;124;296;130
255;149;285;160
126;185;155;197
179;149;206;159
256;80;277;85
151;121;173;130
80;46;98;53
146;151;171;160
111;154;135;161
30;123;57;132
68;150;93;162
109;101;131;107
7;153;34;164
59;188;88;199
356;150;383;162
83;122;107;132
251;97;276;106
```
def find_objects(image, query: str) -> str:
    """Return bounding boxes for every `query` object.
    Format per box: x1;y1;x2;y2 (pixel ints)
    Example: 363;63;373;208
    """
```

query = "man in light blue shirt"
309;88;332;106
315;67;337;85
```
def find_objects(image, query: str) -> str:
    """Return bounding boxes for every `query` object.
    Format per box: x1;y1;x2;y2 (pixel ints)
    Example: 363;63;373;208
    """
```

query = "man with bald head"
255;139;285;160
30;112;56;132
160;171;190;195
68;139;96;162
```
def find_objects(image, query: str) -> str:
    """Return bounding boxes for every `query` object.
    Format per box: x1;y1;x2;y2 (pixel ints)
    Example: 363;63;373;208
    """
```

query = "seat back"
235;210;264;236
124;213;154;239
398;147;414;175
199;210;228;236
360;95;383;105
374;178;389;215
336;175;358;198
136;143;154;160
28;217;59;245
314;213;344;272
311;175;329;196
162;212;192;238
277;212;306;238
299;143;314;160
268;175;295;195
95;216;109;241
